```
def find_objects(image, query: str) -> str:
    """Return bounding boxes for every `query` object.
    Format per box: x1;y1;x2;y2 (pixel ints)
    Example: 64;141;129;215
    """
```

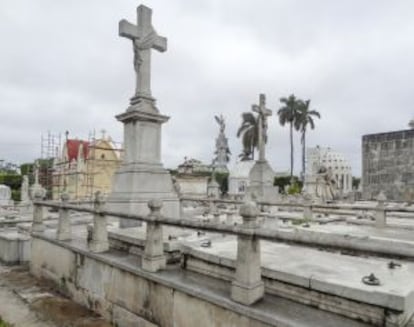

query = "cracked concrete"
0;264;111;327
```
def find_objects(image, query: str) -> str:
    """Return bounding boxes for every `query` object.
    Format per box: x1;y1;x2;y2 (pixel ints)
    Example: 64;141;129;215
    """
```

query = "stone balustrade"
89;191;109;253
31;193;414;307
32;189;45;233
56;192;71;241
231;201;264;305
375;191;387;228
179;196;414;228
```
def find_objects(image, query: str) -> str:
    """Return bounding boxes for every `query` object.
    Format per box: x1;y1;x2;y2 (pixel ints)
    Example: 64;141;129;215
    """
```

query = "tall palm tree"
295;100;321;181
237;112;259;161
278;94;301;179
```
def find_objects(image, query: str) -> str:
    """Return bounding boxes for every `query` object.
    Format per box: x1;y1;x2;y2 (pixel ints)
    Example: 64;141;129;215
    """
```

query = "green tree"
237;112;259;161
295;100;321;181
277;94;302;179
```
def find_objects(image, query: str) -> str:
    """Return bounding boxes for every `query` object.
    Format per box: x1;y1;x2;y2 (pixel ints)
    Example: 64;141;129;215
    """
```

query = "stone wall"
362;129;414;201
30;237;272;327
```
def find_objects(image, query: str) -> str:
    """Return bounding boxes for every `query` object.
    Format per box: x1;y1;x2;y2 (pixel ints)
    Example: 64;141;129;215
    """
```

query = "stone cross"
252;94;272;161
119;5;167;99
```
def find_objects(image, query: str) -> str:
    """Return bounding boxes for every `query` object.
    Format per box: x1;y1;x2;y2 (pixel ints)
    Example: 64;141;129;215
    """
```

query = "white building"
304;146;353;195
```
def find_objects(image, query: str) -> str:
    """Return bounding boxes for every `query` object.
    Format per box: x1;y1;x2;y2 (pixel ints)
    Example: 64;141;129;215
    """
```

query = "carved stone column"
89;192;109;253
231;201;264;305
56;192;71;240
142;199;166;272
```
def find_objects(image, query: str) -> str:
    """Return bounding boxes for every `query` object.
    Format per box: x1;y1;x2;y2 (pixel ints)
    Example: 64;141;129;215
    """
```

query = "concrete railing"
180;195;414;228
33;192;267;305
32;192;414;305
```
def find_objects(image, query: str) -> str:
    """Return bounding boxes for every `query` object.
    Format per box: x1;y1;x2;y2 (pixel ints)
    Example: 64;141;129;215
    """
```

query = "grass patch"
0;317;12;327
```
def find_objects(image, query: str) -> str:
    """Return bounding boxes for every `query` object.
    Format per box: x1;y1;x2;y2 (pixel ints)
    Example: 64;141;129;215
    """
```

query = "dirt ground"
0;264;112;327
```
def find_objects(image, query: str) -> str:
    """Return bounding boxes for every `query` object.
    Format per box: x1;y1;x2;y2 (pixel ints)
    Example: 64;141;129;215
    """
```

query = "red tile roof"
66;139;89;161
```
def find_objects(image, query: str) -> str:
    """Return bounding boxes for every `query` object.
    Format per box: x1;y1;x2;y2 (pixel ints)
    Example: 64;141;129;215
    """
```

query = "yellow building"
52;136;122;200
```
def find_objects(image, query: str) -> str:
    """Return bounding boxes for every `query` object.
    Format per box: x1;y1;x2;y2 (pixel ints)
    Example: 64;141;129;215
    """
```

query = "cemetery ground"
0;263;110;327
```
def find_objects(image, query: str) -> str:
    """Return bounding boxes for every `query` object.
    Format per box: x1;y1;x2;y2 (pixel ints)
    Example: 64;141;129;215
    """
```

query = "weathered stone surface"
0;230;30;264
231;202;264;305
31;234;371;327
56;192;71;241
182;237;414;325
0;184;12;206
142;199;166;272
107;6;179;226
113;305;158;327
249;160;277;201
362;129;414;201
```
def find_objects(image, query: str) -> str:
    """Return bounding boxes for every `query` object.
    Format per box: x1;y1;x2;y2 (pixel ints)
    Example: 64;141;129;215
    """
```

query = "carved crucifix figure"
119;5;167;99
252;94;272;161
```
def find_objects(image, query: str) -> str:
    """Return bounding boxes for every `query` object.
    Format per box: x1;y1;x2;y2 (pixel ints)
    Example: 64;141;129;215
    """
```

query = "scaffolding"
48;130;123;201
40;131;62;199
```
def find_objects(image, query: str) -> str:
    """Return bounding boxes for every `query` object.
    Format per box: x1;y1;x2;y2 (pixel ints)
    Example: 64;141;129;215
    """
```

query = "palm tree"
237;112;259;161
295;100;321;181
278;94;302;179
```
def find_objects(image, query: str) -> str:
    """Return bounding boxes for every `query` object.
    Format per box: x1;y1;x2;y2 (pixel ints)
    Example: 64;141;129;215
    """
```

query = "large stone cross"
252;94;272;161
119;5;167;100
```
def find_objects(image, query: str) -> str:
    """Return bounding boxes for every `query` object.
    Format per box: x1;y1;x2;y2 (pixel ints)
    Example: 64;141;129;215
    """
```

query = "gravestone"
0;185;12;206
21;175;30;203
248;94;277;201
107;5;180;226
29;163;46;200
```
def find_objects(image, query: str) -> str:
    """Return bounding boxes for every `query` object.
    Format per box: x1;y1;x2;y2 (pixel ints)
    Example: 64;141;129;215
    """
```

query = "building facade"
362;129;414;201
304;146;353;196
52;136;122;200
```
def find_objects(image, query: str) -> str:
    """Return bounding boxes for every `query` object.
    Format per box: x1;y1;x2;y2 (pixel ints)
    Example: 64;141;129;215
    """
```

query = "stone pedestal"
142;200;166;272
231;202;264;305
375;191;387;228
89;192;109;253
56;193;71;241
107;99;180;227
249;160;277;202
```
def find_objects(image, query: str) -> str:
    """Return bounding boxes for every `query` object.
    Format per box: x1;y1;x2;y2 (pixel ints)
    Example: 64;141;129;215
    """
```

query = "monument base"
249;160;278;202
108;97;180;227
107;162;180;227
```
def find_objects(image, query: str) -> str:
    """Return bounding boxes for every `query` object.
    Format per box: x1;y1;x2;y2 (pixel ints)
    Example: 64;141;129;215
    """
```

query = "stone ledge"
31;232;370;327
181;237;414;326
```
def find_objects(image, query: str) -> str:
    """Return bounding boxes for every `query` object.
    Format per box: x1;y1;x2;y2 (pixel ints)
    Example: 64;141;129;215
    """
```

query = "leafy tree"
273;175;303;194
0;174;22;201
237;112;259;160
278;94;302;179
295;100;321;181
214;171;229;195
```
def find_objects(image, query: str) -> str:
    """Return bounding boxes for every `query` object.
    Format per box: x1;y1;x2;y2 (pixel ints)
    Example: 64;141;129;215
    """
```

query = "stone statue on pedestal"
212;115;231;172
315;166;338;202
107;5;180;226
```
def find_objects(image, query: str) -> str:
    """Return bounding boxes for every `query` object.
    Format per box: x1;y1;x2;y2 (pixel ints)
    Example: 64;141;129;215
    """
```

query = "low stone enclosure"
27;191;414;327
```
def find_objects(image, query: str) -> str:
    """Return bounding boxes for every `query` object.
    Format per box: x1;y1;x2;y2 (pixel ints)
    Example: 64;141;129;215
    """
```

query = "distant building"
304;146;353;196
362;126;414;201
177;158;212;174
173;158;210;197
52;136;122;200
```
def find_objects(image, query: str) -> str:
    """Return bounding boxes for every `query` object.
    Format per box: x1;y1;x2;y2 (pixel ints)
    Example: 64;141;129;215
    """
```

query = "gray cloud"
1;0;413;176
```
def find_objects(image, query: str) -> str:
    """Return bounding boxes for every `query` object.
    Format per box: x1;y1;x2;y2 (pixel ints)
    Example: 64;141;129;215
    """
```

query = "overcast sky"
1;1;413;176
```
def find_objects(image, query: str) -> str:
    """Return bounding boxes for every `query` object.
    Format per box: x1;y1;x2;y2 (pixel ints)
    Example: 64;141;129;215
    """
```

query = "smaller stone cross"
252;94;272;161
100;129;107;140
119;5;167;99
